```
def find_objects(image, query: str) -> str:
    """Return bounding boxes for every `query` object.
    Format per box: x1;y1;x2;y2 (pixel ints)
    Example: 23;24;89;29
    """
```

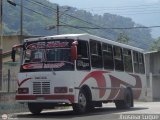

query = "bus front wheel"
72;89;93;114
28;103;43;114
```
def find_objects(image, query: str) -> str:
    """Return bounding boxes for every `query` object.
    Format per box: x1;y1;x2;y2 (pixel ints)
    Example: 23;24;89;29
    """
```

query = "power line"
90;8;160;13
90;8;160;15
81;3;160;10
26;0;108;29
11;0;156;33
9;0;153;47
78;3;160;16
24;0;108;37
9;0;93;34
81;4;160;16
12;2;52;18
89;6;160;11
24;0;153;47
93;11;160;16
57;24;160;30
14;0;160;29
26;0;55;11
26;0;115;38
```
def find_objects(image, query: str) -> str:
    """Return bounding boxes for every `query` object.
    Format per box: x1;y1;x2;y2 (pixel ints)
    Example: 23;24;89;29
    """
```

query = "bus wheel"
73;89;92;114
28;103;43;114
115;88;133;109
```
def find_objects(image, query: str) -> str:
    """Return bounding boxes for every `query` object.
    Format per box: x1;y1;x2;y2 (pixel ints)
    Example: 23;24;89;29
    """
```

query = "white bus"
12;34;146;114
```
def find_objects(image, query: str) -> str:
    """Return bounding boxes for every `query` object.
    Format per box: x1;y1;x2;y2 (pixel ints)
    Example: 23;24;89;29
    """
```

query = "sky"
49;0;160;38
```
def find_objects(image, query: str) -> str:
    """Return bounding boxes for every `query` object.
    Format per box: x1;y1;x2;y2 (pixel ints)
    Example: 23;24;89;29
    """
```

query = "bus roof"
24;33;144;52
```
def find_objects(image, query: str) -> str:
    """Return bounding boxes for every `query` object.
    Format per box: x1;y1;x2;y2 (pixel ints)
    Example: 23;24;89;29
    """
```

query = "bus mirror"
71;41;78;61
11;48;16;62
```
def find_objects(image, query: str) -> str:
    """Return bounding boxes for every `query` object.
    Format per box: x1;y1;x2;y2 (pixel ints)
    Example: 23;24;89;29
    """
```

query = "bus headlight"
18;88;29;94
54;87;68;93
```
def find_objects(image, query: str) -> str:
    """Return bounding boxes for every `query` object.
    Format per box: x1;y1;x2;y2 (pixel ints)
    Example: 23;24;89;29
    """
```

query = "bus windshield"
20;39;74;72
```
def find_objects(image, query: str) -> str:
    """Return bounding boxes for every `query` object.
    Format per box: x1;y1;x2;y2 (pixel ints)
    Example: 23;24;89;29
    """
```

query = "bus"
11;34;146;114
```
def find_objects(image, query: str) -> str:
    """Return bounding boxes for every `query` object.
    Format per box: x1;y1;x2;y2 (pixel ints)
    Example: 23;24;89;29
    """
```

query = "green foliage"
150;37;160;51
116;32;129;44
2;0;153;49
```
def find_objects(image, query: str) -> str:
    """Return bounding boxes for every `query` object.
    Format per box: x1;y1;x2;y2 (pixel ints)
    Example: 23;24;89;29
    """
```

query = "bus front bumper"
16;95;74;104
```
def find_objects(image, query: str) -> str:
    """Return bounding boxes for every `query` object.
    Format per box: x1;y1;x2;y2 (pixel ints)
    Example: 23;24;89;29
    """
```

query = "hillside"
3;0;153;49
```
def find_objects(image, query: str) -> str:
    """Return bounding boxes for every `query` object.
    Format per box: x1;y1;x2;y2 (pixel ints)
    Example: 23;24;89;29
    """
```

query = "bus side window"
77;40;88;59
90;40;103;68
76;40;90;70
133;51;139;73
123;49;133;72
113;46;124;71
102;43;114;70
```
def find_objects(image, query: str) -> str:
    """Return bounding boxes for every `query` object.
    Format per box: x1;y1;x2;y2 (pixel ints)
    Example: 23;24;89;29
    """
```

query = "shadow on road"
16;106;148;119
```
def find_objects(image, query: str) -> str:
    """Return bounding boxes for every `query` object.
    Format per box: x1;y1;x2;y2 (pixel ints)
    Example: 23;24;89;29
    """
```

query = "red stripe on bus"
17;78;32;87
16;95;74;103
79;70;109;98
129;74;142;99
108;74;142;100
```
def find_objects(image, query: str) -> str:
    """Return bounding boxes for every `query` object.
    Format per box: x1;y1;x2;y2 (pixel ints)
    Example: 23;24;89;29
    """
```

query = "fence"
0;62;29;115
1;62;19;92
146;73;160;101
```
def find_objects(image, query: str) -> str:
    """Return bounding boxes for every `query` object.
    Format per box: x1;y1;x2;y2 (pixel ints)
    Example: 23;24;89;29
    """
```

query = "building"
0;35;40;92
145;51;160;101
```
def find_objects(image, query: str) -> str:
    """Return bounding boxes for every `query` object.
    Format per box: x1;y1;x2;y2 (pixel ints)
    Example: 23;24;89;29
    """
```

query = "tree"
116;32;129;44
150;37;160;51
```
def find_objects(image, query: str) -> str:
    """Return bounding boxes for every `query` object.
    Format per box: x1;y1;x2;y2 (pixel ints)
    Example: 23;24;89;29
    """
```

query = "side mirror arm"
11;44;23;62
11;48;16;62
71;41;78;61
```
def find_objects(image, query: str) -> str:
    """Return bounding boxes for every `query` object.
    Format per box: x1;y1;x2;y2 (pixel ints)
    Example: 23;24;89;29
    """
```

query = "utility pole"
7;0;22;41
20;0;23;43
0;0;3;91
0;0;3;48
56;5;59;35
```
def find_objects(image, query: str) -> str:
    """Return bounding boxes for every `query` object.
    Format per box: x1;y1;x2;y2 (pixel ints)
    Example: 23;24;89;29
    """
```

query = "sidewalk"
0;92;28;115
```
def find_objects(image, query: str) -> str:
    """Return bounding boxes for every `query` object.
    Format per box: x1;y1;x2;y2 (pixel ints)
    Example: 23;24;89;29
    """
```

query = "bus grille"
33;82;50;94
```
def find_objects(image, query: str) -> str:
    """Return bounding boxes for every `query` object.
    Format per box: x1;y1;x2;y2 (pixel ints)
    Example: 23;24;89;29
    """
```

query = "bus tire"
115;88;133;109
73;88;93;114
28;103;43;115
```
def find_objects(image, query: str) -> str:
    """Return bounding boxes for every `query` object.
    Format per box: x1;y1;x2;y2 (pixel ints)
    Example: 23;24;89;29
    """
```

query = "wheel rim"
78;92;87;109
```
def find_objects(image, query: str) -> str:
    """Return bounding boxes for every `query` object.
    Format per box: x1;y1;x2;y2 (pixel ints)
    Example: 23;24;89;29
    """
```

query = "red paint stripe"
79;71;109;98
16;95;74;103
17;78;32;87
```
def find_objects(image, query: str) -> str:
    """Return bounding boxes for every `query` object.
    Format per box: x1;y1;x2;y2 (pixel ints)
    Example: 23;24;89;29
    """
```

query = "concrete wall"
2;35;21;53
145;51;160;74
152;76;160;100
2;35;39;53
0;49;2;91
150;52;160;74
145;51;160;101
145;53;150;75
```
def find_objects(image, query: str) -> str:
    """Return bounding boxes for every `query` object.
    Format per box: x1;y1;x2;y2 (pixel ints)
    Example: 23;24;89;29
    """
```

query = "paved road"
4;102;160;120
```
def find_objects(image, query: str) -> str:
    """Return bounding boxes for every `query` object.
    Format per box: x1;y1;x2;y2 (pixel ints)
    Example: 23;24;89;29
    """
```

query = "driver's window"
23;49;31;63
24;49;44;63
30;50;44;62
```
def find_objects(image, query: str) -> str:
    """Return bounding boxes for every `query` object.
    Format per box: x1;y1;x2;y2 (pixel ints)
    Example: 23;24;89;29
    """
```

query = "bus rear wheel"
28;103;43;114
115;88;133;109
